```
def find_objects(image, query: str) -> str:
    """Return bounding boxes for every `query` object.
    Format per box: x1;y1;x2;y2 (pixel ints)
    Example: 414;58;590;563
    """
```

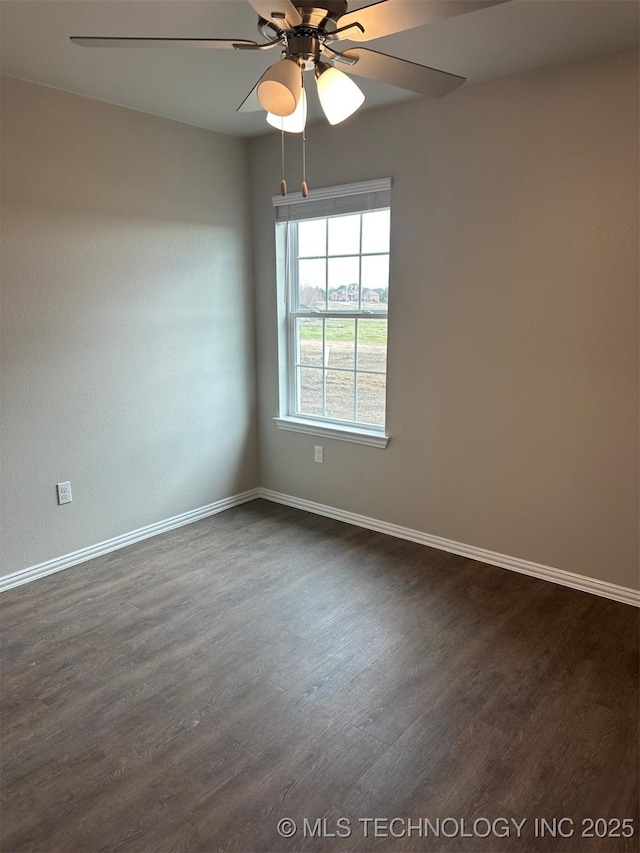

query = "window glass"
298;368;323;416
298;218;326;257
282;197;390;432
326;319;355;369
357;373;386;426
297;318;323;366
298;258;326;309
328;257;360;310
357;319;387;373
361;209;390;254
328;214;360;256
326;370;355;422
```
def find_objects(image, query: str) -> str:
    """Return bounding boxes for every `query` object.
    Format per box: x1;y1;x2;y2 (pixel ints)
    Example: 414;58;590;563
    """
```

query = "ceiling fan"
71;0;508;130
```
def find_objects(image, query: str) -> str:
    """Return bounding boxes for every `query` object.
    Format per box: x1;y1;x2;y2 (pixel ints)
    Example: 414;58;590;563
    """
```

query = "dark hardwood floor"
1;499;638;853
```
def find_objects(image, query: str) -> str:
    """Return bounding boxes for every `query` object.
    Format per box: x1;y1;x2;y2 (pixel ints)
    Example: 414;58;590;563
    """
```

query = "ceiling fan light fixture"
266;86;307;132
257;57;302;117
315;61;365;125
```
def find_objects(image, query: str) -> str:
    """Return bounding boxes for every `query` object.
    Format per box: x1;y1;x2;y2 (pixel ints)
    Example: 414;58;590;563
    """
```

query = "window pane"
325;319;355;369
362;209;390;254
357;319;387;372
361;255;389;302
297;218;326;257
298;258;326;309
357;373;386;426
328;257;359;309
326;370;355;421
297;318;323;366
284;197;390;431
297;367;323;416
328;214;360;256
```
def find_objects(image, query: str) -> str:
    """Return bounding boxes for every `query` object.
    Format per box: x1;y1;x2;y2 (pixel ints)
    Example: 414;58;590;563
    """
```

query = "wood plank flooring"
1;499;638;852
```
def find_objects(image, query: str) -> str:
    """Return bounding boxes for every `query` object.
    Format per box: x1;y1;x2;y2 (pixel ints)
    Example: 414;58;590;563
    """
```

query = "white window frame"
273;178;391;449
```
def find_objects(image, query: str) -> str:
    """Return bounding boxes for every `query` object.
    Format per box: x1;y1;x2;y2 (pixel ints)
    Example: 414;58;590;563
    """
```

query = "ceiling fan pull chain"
301;125;309;198
280;128;287;196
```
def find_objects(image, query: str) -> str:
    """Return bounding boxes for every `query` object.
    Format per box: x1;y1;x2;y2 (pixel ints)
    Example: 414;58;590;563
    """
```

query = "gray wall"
250;49;639;590
1;76;258;574
2;51;638;592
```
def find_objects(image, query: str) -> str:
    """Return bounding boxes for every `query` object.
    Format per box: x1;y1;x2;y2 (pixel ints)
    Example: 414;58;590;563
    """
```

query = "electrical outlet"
56;481;72;505
314;445;324;464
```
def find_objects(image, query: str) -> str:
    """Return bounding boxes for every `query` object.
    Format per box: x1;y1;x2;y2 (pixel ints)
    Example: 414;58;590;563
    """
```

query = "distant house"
329;284;359;302
328;287;380;302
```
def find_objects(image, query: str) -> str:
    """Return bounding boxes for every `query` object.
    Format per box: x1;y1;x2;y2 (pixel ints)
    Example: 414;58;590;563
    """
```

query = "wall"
250;49;639;590
1;76;258;574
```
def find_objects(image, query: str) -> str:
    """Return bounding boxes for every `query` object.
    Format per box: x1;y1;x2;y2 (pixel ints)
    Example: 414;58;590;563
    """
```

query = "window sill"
274;417;389;448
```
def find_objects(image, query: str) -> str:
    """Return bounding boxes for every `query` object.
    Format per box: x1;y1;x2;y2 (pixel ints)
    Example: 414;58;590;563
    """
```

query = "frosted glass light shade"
267;87;307;133
257;58;302;117
315;63;365;125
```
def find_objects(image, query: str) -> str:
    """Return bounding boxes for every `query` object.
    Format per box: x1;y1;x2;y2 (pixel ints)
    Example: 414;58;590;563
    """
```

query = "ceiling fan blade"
236;73;266;113
246;0;303;29
70;37;258;49
341;47;465;98
335;0;510;42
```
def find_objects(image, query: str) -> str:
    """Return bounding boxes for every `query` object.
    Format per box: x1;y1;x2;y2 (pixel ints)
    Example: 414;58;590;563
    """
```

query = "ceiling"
1;0;638;137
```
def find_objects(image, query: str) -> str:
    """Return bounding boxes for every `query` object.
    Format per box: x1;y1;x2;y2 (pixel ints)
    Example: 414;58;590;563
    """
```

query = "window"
273;179;391;447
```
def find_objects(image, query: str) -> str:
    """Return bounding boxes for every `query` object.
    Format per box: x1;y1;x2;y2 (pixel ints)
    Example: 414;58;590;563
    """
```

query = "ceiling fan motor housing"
257;2;347;66
286;34;321;69
292;1;348;30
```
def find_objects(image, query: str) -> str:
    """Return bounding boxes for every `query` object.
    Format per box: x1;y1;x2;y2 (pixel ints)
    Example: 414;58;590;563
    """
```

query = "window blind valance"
273;178;391;222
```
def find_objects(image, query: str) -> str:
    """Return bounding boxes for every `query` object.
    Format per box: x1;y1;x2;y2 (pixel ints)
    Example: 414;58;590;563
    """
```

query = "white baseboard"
258;489;640;608
0;488;260;594
3;486;637;608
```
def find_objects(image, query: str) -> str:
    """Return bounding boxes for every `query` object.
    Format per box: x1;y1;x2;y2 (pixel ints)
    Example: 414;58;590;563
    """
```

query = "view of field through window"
291;209;390;427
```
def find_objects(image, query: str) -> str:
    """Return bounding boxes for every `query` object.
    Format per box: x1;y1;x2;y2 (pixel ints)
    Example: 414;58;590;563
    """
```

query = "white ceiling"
1;0;638;137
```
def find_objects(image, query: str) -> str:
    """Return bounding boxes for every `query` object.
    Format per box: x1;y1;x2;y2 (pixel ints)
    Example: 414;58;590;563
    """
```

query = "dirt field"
297;341;386;425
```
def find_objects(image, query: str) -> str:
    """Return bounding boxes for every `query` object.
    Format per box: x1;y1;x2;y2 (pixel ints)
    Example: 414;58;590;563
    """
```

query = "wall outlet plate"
56;481;72;505
314;446;324;464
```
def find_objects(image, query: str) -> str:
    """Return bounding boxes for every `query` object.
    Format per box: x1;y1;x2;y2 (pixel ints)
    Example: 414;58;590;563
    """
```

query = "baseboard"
0;488;260;594
258;489;640;608
3;486;637;608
